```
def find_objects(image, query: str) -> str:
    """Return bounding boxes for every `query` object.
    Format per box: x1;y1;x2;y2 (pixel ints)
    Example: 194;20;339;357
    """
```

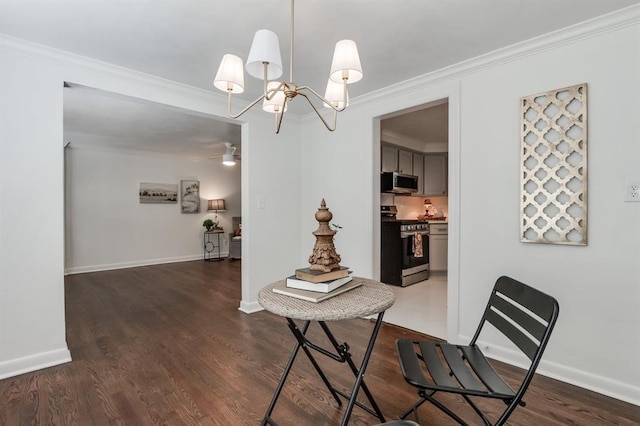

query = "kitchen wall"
300;8;640;405
64;145;241;273
393;196;448;221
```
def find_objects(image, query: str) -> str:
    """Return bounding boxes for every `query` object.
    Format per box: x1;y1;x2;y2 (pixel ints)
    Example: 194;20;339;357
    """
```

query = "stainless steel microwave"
381;172;418;194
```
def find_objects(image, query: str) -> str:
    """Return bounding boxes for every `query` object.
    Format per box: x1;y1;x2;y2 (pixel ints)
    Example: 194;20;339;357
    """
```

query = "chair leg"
422;392;470;426
461;394;491;426
399;395;427;422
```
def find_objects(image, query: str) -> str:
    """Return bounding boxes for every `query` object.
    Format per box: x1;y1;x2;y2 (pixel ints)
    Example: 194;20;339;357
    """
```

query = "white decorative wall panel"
520;83;588;245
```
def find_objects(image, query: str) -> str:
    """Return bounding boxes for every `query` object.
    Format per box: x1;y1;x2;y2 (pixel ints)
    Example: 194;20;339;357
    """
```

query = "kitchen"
378;99;449;339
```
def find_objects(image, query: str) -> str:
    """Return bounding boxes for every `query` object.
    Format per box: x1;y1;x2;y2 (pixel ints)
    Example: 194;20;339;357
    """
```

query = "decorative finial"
308;199;341;272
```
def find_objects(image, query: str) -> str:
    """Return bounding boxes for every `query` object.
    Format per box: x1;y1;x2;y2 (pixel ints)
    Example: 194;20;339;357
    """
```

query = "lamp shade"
213;54;245;93
246;29;283;80
263;82;288;113
329;40;363;84
208;199;226;211
323;79;349;109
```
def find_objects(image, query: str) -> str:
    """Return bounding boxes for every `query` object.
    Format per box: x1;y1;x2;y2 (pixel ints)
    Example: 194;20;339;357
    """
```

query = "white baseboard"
65;253;229;275
472;337;640;407
238;300;263;314
0;347;72;380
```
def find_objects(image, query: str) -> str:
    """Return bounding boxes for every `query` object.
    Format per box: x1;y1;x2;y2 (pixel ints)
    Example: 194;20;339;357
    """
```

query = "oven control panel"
400;223;429;232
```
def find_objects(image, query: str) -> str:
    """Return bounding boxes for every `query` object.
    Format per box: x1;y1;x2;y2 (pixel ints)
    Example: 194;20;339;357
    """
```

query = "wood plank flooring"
0;260;638;425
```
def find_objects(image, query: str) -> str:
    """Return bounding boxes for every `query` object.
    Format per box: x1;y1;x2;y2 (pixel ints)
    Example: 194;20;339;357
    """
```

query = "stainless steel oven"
381;218;430;287
400;222;430;286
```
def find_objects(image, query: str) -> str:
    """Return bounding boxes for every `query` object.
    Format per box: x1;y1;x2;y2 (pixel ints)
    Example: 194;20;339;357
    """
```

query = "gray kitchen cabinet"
423;154;448;196
398;149;413;174
412;153;424;194
429;222;448;271
381;144;415;175
381;145;398;172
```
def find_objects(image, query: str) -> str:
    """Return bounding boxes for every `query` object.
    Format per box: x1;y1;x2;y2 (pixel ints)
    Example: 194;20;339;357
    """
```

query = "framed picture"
180;180;200;213
139;182;178;204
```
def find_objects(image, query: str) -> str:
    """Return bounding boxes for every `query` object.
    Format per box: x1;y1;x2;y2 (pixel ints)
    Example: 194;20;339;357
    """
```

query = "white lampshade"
263;82;288;113
329;40;363;84
213;54;245;93
323;79;349;109
246;29;283;80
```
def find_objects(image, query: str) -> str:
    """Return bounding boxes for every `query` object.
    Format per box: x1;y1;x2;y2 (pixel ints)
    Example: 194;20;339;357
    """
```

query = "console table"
258;277;395;425
203;229;224;262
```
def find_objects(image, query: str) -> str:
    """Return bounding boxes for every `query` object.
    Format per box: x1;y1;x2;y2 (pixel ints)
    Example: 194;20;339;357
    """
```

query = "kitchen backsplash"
387;195;448;220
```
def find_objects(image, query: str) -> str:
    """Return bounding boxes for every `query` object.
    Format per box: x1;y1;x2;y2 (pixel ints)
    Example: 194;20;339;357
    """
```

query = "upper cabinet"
381;143;448;196
381;145;415;174
381;145;399;173
412;153;424;194
397;150;413;174
423;154;448;196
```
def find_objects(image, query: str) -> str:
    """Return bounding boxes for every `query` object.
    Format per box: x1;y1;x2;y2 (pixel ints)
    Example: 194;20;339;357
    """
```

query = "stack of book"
272;266;361;303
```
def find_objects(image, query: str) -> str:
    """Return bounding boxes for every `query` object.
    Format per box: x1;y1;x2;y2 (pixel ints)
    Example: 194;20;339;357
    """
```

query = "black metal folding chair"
395;275;559;425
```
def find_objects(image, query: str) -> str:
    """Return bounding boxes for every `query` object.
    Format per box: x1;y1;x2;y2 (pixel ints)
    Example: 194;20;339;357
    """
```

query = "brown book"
294;266;350;283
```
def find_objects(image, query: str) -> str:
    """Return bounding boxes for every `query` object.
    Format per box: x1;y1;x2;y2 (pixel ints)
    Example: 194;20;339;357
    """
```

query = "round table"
258;277;396;426
258;277;396;320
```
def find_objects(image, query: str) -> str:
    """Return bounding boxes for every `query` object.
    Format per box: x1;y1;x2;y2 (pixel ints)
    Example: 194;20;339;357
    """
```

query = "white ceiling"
2;0;637;156
63;84;241;159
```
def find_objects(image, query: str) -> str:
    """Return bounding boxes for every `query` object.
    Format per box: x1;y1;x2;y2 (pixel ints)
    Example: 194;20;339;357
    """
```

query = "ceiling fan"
208;142;241;166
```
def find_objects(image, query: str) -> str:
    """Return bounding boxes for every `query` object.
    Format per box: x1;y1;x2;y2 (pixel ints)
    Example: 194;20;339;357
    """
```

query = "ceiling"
381;102;448;150
64;84;241;160
2;0;637;156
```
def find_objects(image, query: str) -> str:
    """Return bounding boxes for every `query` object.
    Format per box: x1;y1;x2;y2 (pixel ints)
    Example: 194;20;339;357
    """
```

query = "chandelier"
212;0;363;133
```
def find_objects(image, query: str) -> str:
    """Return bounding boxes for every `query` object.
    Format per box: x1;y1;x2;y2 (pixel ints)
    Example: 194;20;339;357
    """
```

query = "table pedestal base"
262;313;387;426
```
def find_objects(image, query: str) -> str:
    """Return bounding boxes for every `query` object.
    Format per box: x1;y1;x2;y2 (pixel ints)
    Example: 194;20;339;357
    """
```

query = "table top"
258;277;395;321
204;229;224;234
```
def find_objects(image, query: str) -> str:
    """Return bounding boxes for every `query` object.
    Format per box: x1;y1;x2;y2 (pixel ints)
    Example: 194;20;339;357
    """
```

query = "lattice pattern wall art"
520;83;587;245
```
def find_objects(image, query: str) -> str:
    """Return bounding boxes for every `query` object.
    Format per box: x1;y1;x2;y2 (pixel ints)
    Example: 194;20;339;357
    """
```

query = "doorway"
378;99;449;340
62;84;242;276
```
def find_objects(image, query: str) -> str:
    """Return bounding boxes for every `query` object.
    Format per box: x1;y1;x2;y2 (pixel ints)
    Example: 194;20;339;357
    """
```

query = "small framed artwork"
139;183;178;204
180;180;200;213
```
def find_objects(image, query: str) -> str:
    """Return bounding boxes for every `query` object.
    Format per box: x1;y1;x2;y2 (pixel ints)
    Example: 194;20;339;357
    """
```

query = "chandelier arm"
227;91;266;119
274;97;290;134
265;81;286;102
298;85;348;113
297;92;337;132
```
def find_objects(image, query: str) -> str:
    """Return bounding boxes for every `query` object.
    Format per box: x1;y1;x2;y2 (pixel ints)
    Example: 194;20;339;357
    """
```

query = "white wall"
0;42;70;377
0;35;303;378
300;9;640;405
64;146;241;273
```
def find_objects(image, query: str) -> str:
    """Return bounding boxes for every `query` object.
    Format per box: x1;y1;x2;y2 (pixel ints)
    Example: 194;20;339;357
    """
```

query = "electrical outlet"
625;181;640;202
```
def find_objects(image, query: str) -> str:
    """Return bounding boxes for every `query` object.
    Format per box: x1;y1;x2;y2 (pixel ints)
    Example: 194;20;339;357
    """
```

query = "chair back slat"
481;276;559;361
494;276;556;322
489;293;547;342
484;309;539;360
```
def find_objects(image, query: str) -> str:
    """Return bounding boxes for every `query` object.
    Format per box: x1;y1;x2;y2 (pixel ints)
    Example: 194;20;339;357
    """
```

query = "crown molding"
381;130;425;151
0;33;225;103
64;139;219;163
345;3;640;112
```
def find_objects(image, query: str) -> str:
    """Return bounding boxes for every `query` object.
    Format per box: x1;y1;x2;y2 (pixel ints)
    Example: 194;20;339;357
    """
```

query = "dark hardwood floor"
1;260;638;425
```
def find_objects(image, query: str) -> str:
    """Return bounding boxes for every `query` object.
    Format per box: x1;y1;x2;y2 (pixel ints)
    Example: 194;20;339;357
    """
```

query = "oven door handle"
400;231;429;238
